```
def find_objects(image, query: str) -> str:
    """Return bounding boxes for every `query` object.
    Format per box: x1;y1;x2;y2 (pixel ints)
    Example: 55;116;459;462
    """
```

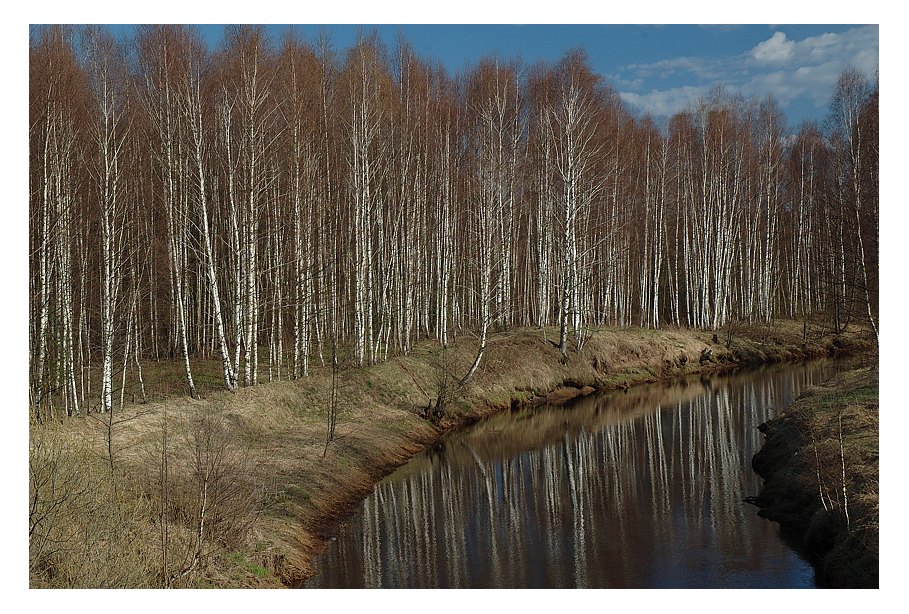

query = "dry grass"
753;364;878;587
29;320;875;588
797;367;879;581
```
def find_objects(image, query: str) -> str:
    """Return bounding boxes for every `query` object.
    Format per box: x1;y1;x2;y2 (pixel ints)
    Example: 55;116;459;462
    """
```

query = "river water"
307;361;839;588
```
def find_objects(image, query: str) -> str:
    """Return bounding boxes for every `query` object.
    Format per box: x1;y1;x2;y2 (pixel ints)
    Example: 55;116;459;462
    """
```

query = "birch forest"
29;25;879;421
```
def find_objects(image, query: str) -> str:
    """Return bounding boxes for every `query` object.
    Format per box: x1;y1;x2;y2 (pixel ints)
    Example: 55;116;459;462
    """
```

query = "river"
306;361;840;588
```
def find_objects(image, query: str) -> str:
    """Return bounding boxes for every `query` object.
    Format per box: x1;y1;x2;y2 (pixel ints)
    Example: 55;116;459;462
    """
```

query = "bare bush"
426;348;465;421
30;403;264;588
164;407;262;584
29;425;158;587
29;426;89;581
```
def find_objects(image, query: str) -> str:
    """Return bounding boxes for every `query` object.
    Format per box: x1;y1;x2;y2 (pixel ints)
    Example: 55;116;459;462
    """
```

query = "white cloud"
741;26;879;108
620;86;707;118
752;31;795;63
617;25;878;121
753;26;879;72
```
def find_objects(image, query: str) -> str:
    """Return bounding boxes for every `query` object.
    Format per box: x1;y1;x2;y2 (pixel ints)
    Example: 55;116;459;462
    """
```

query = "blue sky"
104;24;878;128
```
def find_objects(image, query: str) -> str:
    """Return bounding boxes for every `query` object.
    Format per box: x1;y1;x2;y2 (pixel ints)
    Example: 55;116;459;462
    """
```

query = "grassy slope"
30;320;873;588
752;364;879;588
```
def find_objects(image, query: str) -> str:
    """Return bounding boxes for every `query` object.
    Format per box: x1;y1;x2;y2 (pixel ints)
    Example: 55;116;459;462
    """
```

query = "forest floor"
751;363;879;587
29;319;875;588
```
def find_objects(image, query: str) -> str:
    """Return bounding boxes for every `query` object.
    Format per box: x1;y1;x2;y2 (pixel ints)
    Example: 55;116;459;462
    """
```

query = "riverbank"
751;364;879;588
29;320;873;588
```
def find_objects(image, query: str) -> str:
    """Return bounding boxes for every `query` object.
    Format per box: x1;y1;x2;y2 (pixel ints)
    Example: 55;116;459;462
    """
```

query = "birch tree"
829;69;878;342
85;26;131;414
339;33;390;366
178;30;237;390
29;26;86;420
546;53;604;357
278;34;320;378
28;26;880;418
137;25;198;398
461;59;521;381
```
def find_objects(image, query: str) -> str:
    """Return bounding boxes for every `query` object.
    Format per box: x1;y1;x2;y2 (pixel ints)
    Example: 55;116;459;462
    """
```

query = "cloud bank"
617;25;878;124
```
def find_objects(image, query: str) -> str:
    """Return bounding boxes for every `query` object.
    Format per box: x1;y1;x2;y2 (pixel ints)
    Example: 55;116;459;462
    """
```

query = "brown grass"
29;320;874;588
752;363;878;587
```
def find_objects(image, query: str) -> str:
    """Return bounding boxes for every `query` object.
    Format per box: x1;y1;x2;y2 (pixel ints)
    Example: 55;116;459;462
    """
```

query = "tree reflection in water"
308;362;836;588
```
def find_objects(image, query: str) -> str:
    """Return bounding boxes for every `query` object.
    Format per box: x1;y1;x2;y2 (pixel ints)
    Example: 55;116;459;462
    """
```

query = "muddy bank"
750;365;879;588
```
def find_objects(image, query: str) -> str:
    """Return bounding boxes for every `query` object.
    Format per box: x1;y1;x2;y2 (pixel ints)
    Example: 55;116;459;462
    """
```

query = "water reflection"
308;362;836;588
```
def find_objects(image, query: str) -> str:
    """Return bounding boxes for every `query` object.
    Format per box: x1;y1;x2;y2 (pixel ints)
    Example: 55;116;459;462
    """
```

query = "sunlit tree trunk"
86;26;129;413
184;54;237;390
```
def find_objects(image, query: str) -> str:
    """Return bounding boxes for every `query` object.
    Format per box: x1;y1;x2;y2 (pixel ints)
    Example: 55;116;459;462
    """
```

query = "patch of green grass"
268;483;311;513
809;381;877;417
194;373;223;386
603;367;654;387
228;551;271;578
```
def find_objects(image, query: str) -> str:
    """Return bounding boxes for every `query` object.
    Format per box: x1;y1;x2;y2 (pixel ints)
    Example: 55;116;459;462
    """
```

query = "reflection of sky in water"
308;362;837;588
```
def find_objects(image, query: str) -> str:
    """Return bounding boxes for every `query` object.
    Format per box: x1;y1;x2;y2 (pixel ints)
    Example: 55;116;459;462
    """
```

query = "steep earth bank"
751;364;879;588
